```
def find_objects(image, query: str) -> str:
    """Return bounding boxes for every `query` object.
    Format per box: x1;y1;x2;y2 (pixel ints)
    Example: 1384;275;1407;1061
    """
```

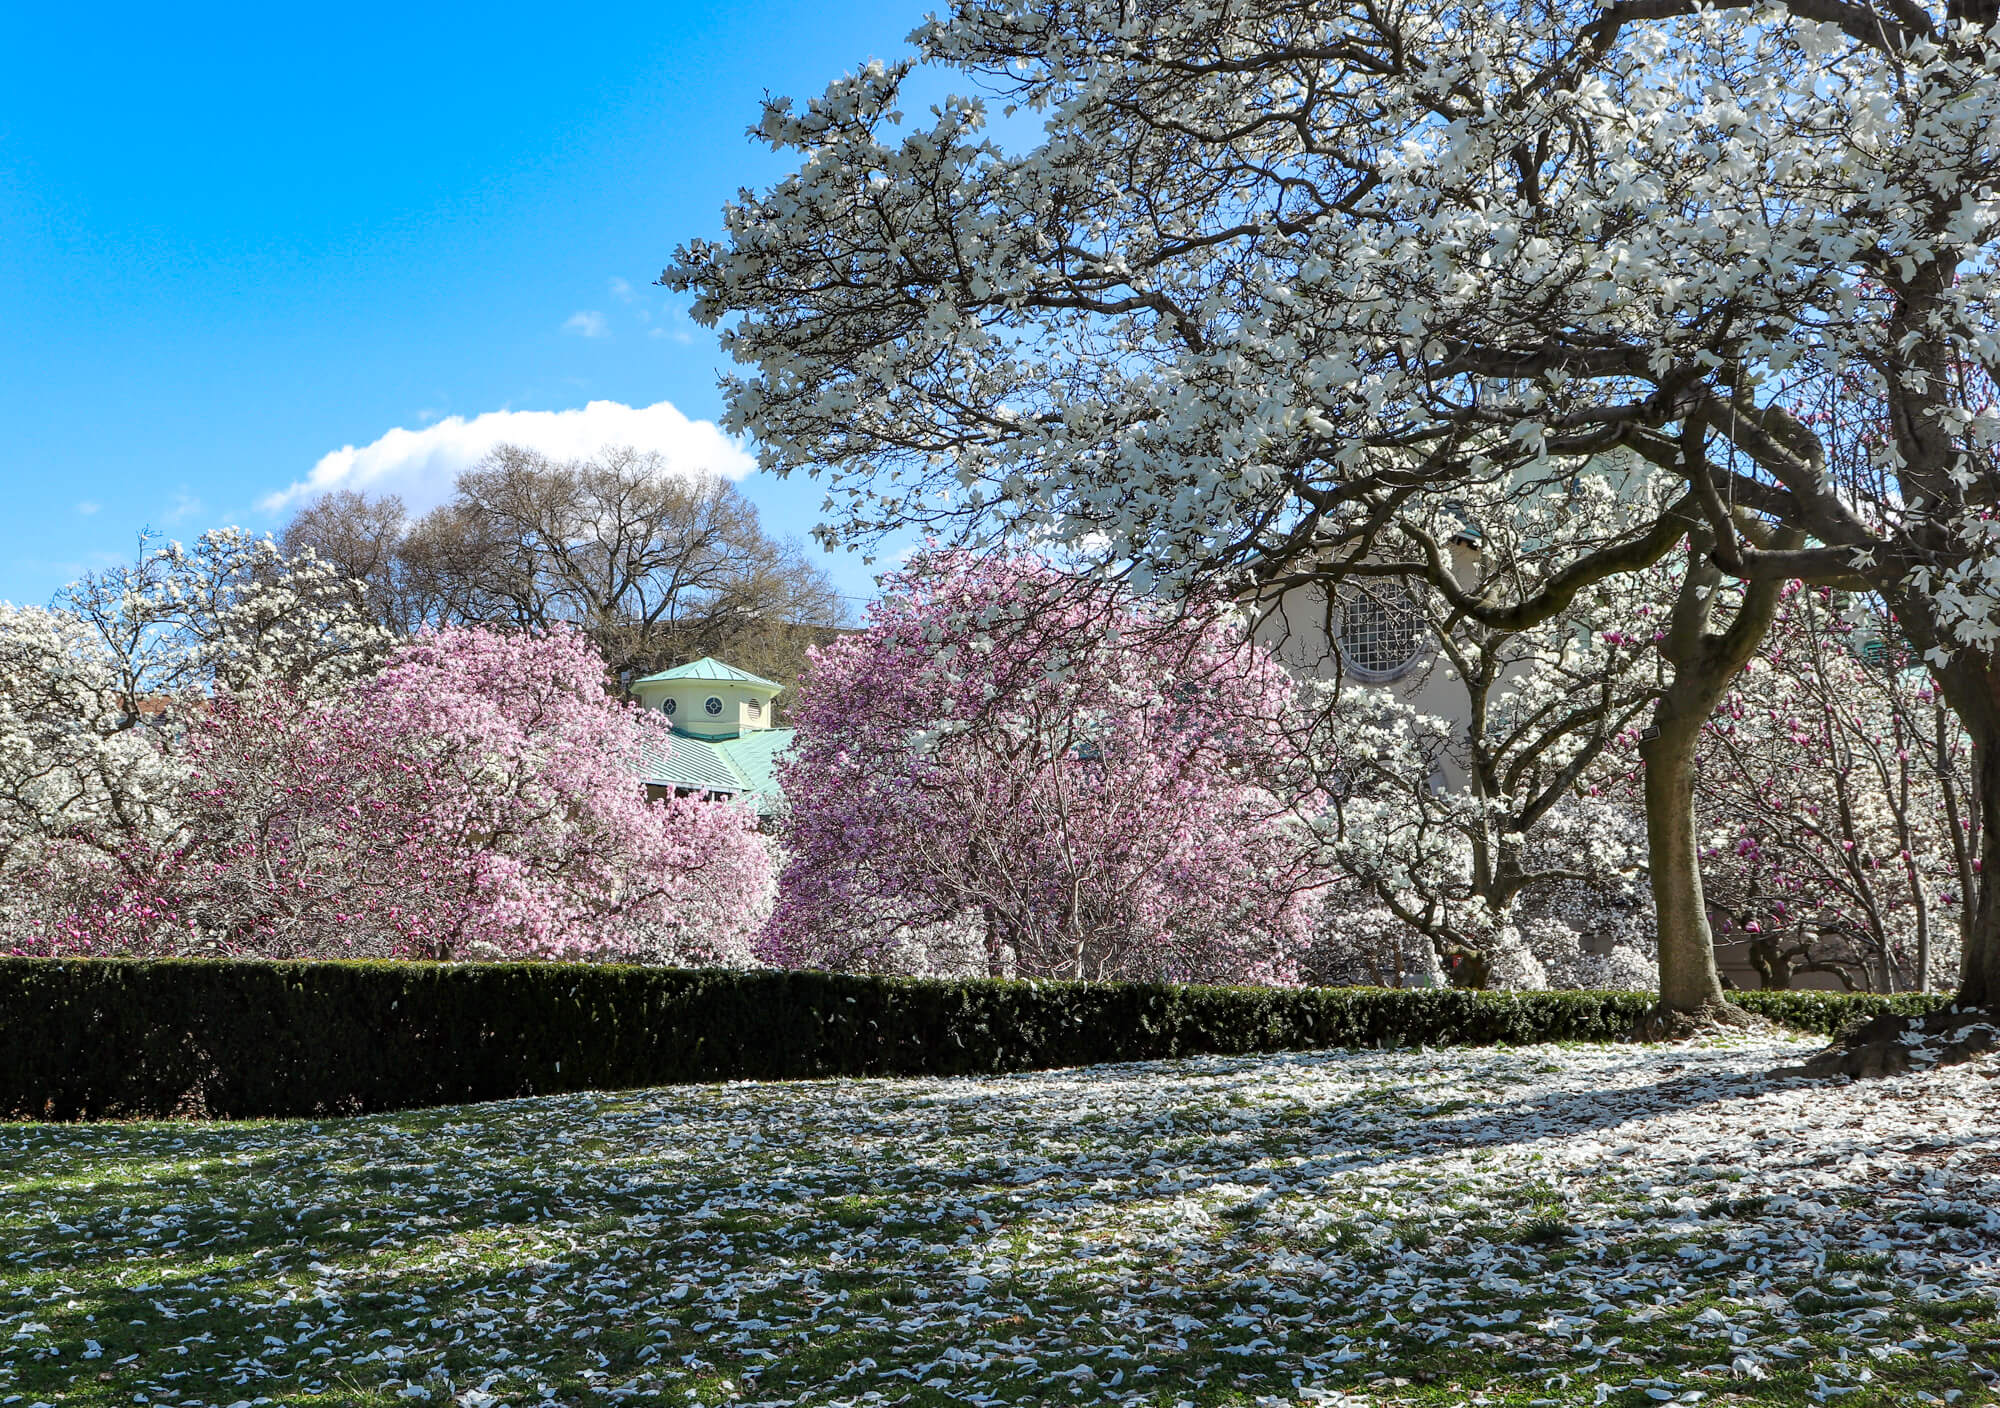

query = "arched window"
1337;580;1425;682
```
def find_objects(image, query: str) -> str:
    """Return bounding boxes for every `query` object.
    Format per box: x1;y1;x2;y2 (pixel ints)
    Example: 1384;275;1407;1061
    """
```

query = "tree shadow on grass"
5;1045;1995;1407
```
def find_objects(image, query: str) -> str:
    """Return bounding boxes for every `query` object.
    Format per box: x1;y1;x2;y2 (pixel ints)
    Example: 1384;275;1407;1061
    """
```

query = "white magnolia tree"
670;0;2000;1016
1300;470;1663;988
0;606;176;879
0;531;388;945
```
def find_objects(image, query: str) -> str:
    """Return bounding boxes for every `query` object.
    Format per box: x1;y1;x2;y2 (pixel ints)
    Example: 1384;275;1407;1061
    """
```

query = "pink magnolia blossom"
764;552;1323;982
1607;584;1969;992
21;628;771;962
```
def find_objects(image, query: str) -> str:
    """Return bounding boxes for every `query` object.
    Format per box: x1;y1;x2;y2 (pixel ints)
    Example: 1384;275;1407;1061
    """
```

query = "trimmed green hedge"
0;958;1953;1121
1731;988;1945;1035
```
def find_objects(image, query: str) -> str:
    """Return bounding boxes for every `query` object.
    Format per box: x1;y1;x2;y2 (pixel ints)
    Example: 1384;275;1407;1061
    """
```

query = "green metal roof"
638;731;750;796
712;729;795;803
631;656;782;691
637;727;795;816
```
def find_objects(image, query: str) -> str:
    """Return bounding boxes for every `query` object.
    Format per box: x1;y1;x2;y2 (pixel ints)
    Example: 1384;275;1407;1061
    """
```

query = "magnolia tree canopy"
765;553;1323;981
669;0;1993;600
671;0;2000;1008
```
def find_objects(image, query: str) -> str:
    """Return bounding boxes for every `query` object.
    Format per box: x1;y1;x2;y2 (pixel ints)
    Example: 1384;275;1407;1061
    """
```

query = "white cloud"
261;399;758;515
608;276;636;302
75;500;99;516
563;310;609;338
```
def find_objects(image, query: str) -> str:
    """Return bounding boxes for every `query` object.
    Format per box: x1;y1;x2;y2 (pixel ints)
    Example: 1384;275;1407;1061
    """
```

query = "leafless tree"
281;490;423;635
280;445;850;699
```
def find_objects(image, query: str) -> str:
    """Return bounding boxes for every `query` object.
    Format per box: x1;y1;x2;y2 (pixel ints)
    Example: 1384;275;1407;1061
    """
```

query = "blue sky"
0;0;932;612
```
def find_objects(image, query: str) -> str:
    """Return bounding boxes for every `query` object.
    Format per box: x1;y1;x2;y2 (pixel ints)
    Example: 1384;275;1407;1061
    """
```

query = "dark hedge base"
0;957;1951;1121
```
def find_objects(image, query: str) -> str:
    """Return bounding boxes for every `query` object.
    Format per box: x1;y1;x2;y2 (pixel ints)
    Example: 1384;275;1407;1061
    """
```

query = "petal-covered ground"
1;1038;1996;1408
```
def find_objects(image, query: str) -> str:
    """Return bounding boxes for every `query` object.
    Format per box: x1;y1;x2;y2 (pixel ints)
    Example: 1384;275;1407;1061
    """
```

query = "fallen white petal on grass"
0;1038;1996;1405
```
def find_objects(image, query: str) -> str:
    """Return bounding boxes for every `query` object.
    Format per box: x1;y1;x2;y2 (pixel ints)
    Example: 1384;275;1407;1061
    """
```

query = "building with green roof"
631;657;794;816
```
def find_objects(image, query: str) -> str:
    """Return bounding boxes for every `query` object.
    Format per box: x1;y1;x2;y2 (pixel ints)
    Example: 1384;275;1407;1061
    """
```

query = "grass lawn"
0;1036;1995;1407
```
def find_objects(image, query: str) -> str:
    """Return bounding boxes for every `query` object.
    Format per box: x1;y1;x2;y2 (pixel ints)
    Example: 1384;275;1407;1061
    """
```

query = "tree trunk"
1894;641;2000;1010
1960;734;2000;1007
1441;943;1492;990
1642;724;1730;1014
1640;521;1796;1023
1748;936;1793;990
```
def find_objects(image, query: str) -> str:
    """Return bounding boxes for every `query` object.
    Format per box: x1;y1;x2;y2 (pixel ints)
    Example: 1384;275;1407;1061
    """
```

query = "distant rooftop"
638;730;751;797
711;729;794;804
631;656;782;691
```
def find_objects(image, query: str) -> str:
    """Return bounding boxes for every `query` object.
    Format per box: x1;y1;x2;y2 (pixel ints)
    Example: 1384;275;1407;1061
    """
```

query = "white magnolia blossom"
0;530;388;945
1299;471;1668;989
0;605;181;872
54;526;391;699
670;0;2000;1001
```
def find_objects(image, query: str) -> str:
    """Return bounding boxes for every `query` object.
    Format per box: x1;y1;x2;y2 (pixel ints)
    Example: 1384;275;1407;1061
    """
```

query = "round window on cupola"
747;698;762;717
1335;579;1426;683
705;696;724;716
663;698;678;716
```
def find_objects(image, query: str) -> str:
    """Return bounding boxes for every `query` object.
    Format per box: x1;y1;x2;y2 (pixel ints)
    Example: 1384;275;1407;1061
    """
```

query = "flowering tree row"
0;533;770;963
2;531;1968;995
759;548;1965;995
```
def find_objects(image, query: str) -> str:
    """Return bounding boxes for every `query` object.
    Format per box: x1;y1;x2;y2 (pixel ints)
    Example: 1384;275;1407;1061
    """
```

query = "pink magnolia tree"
20;628;771;963
765;553;1324;982
1689;587;1971;992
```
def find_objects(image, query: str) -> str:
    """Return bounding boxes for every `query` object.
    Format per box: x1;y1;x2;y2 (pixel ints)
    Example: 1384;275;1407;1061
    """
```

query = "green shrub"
0;958;1954;1121
1731;988;1946;1036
